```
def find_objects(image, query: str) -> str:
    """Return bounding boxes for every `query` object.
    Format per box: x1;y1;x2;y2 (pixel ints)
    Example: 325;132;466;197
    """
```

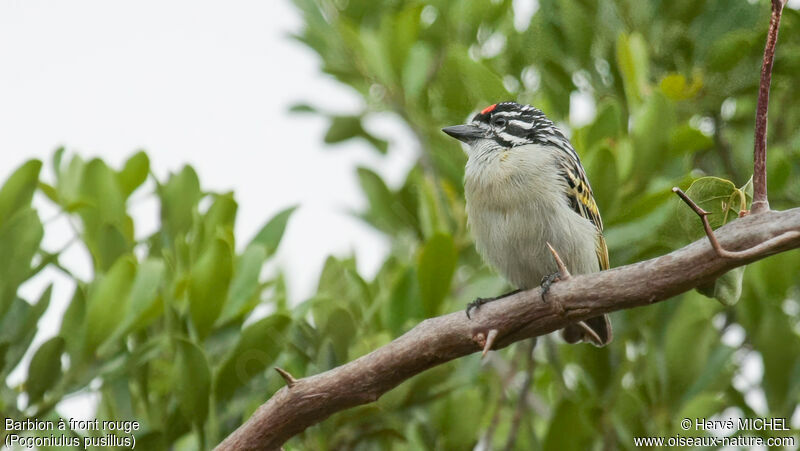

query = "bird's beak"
442;124;484;143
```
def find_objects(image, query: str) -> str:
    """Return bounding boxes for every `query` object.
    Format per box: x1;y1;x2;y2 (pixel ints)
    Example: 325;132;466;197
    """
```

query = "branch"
503;339;537;451
216;208;800;450
752;0;787;213
672;187;800;258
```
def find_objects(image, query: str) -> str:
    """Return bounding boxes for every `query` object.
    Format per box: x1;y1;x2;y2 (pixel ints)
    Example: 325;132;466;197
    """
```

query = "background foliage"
1;0;799;449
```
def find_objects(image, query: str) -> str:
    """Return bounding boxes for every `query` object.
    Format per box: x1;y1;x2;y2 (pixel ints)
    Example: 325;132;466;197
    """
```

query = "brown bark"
751;0;786;213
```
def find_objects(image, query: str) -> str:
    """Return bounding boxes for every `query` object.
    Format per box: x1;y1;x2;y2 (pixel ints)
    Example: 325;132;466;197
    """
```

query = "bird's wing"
560;157;609;271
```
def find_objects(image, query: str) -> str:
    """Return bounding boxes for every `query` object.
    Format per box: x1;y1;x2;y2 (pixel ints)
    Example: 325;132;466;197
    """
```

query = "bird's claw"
466;297;490;319
540;272;562;301
466;289;522;319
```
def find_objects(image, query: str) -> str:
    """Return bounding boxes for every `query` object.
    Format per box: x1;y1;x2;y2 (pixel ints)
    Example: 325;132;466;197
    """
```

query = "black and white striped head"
442;102;575;157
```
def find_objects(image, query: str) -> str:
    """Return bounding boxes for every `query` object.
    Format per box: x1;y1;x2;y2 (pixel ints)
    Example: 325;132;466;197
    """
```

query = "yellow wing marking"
562;161;608;271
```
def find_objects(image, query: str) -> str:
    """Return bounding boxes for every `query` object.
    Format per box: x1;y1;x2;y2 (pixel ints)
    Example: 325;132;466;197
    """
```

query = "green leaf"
707;31;753;71
0;208;44;317
674;177;749;305
616;32;649;108
357;167;410;233
38;182;59;204
77;159;132;270
324;116;363;144
197;193;238;253
0;286;51;380
384;5;422;78
543;398;593;451
59;285;86;363
174;338;211;425
696;266;745;306
214;314;291;401
189;236;233;338
56;155;85;206
160;165;201;242
85;256;136;352
664;293;718;403
631;93;676;177
582;146;618;215
322;307;356;362
385;267;423;336
288;103;317;113
0;160;42;229
218;244;267;324
756;308;800;413
117;151;150;198
585;101;623;147
680;345;735;404
417;233;457;317
677;392;726;434
51;147;65;181
121;259;166;333
249;205;297;257
26;336;65;404
452;51;510;103
94;223;130;272
669;124;713;156
659;73;702;100
359;28;396;86
416;175;448;239
675;176;742;241
324;115;388;154
0;342;7;375
402;42;433;101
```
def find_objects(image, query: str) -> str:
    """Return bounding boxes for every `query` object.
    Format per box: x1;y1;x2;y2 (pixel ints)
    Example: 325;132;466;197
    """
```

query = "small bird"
442;101;612;346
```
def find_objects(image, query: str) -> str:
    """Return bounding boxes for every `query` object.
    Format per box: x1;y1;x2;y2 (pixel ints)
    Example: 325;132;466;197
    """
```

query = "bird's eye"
492;117;507;127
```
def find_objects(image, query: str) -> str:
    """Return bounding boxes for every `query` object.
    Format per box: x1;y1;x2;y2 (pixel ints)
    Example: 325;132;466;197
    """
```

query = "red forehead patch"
480;104;497;115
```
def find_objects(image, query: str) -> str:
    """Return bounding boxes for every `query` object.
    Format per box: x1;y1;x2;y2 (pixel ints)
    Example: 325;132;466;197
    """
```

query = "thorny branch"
216;208;800;450
672;187;800;259
216;2;797;450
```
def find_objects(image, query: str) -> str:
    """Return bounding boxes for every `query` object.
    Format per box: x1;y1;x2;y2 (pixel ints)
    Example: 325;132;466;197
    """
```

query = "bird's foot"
466;289;522;319
540;272;562;302
466;297;491;319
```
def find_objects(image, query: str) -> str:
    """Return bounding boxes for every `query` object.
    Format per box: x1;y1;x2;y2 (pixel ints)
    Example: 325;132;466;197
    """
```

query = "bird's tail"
561;314;612;347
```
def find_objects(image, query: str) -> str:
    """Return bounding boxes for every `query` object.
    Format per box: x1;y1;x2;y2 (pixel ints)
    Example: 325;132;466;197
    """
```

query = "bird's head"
442;102;571;160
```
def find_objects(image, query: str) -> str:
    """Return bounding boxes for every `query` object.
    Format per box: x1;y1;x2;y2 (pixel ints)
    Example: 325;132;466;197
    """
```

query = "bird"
442;101;612;346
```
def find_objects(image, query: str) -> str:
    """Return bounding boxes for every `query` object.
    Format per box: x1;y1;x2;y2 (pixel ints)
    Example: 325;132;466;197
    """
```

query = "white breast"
464;142;599;289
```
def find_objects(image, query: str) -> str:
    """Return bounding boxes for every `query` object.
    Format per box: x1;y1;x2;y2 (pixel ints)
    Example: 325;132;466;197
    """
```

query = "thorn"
482;329;499;357
545;242;571;279
575;321;603;345
473;332;486;348
274;367;297;388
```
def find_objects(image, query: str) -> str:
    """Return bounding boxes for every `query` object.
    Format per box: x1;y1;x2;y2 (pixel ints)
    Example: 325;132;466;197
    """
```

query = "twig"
752;0;787;214
274;368;297;389
672;187;800;258
215;208;800;450
503;339;537;451
478;349;521;449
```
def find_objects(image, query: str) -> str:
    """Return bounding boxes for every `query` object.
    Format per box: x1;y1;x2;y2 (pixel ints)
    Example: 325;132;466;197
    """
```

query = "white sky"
0;0;415;417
